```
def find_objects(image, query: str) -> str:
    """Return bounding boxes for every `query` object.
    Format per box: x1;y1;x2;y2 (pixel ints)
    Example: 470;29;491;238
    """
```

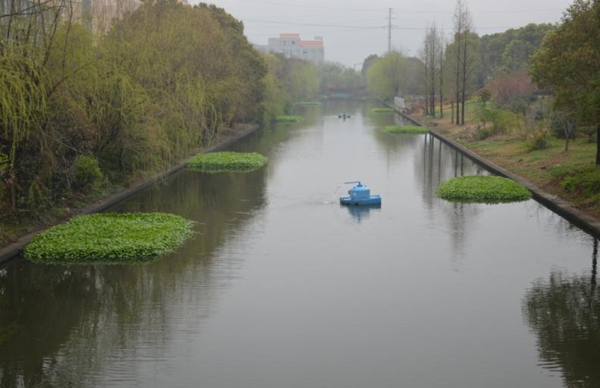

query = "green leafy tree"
530;0;600;165
367;52;410;100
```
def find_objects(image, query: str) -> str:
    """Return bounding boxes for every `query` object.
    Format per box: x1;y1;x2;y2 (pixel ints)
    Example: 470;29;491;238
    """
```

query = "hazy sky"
201;0;574;67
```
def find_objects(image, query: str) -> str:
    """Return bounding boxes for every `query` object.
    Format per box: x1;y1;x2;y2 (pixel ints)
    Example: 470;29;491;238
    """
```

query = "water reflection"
342;204;381;223
523;239;600;387
0;139;270;387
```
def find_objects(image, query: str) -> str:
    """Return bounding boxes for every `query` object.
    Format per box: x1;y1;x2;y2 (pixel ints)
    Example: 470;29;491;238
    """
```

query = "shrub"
187;152;268;173
370;108;394;114
580;126;596;142
562;167;600;194
437;176;532;203
526;128;549;152
383;125;428;134
24;213;194;264
73;155;103;192
275;115;304;123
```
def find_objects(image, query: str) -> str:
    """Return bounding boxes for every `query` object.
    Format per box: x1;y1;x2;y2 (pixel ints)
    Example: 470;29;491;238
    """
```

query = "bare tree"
553;111;578;152
439;28;445;118
452;1;463;125
451;0;476;126
421;22;441;118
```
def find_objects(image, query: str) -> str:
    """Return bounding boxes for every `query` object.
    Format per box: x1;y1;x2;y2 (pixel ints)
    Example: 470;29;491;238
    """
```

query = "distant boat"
338;113;351;120
339;181;381;206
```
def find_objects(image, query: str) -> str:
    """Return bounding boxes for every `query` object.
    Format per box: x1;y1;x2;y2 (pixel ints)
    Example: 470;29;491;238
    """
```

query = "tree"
366;51;410;100
361;54;378;77
530;0;600;165
421;23;441;117
552;111;578;152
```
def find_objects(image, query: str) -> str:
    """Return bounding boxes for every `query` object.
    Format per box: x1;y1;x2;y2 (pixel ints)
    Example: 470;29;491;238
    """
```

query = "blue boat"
340;181;381;206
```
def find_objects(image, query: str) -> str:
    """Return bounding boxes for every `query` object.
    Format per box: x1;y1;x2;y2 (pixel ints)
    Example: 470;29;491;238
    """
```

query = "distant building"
254;33;325;64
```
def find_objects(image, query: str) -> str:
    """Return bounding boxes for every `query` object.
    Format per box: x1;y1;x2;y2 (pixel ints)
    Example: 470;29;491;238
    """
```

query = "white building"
254;33;325;65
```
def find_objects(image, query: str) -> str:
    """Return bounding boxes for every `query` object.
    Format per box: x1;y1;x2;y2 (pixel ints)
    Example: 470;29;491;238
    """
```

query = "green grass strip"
188;151;268;173
275;115;304;123
370;108;394;114
437;176;532;204
24;213;194;264
384;125;428;134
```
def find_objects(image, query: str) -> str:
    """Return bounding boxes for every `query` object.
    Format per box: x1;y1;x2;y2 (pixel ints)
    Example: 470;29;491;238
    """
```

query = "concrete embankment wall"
0;125;260;265
380;99;600;239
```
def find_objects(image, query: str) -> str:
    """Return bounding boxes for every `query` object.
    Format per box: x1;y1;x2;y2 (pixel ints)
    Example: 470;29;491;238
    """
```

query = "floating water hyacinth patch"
383;125;428;134
295;101;321;106
275;115;304;123
24;213;194;264
437;176;532;204
187;151;268;173
370;108;394;114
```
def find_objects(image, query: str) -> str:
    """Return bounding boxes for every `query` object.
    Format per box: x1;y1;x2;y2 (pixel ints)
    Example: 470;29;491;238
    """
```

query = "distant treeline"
0;0;331;233
364;22;552;111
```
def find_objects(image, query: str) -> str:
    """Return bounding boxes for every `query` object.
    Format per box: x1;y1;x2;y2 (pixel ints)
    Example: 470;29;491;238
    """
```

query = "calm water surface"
1;101;599;388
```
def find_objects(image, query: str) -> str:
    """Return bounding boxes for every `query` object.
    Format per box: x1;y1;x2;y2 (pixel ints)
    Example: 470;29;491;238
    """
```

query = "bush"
562;167;600;194
437;176;532;203
73;155;103;192
473;127;492;141
24;213;194;264
580;126;596;142
526;128;549;152
187;152;268;173
383;125;428;134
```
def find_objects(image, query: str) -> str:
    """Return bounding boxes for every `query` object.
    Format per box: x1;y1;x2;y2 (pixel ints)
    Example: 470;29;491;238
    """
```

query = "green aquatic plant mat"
295;101;321;106
384;125;428;134
275;115;304;123
437;176;532;204
370;108;394;114
24;213;194;264
188;151;268;173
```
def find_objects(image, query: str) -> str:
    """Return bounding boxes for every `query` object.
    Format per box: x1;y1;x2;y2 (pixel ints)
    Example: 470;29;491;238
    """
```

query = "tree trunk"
461;30;468;126
596;124;600;166
439;59;444;119
430;59;436;118
455;31;461;125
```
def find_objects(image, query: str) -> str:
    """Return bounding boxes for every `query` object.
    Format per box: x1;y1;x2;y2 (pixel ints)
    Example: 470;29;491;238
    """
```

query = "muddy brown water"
1;100;599;388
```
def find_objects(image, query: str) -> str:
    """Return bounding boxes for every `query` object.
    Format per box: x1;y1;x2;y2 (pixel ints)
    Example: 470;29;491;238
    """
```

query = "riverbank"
0;124;259;264
409;109;600;236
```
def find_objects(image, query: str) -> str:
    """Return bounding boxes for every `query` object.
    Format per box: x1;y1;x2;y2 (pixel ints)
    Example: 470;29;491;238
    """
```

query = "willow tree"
366;51;409;100
530;0;600;165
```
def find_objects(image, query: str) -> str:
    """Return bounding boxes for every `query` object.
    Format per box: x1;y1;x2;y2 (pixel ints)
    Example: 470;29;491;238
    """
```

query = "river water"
1;100;599;388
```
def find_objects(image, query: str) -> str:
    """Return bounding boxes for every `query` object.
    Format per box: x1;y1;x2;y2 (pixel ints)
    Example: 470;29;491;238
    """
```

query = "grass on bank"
437;176;532;204
275;115;304;123
187;152;268;173
24;213;194;264
414;98;600;214
384;125;428;134
371;108;394;114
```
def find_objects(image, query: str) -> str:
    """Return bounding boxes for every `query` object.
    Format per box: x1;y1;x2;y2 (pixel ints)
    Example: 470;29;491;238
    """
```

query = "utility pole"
388;8;393;53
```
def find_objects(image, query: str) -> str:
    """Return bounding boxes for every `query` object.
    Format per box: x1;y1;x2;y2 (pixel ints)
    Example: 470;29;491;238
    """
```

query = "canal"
0;100;598;388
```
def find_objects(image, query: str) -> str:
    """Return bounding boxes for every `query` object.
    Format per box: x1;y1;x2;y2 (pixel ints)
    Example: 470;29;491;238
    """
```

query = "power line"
236;0;386;12
387;8;393;53
242;19;385;29
232;0;564;14
246;26;386;36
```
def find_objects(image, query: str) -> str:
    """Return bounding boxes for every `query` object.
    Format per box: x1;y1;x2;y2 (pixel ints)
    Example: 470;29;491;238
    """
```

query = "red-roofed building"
254;33;324;64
